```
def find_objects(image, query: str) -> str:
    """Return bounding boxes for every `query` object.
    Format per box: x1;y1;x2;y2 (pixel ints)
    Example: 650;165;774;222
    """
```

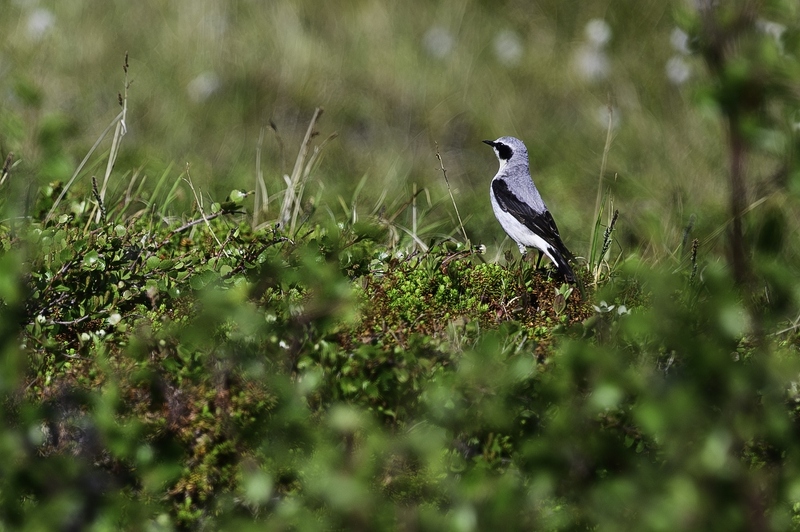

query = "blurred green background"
5;3;800;529
0;0;769;258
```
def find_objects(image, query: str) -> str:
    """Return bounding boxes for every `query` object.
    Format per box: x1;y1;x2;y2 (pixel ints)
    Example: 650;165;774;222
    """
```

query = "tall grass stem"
435;143;469;248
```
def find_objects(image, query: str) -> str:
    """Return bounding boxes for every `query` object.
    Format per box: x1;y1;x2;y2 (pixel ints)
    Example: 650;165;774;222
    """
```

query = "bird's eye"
496;143;513;161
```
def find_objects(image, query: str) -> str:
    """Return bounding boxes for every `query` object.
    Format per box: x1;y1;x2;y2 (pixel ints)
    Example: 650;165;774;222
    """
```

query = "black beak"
482;140;495;146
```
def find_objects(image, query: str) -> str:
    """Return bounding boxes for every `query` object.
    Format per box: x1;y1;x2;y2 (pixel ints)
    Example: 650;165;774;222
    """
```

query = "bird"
483;136;576;284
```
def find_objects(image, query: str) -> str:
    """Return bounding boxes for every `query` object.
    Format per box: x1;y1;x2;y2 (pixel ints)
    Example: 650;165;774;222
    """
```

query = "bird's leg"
514;245;527;276
535;250;544;270
518;244;536;269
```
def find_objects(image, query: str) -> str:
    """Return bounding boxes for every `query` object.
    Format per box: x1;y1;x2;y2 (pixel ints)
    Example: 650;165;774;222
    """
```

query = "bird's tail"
553;251;588;298
552;250;577;285
535;244;581;290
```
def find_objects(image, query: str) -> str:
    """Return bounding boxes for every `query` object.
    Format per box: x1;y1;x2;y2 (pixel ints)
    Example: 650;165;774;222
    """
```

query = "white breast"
490;185;559;265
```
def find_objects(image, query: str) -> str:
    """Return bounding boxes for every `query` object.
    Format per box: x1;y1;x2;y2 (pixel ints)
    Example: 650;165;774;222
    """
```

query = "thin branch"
253;125;269;227
435;143;469;248
590;98;615;262
50;315;91;326
183;166;228;255
100;51;130;201
0;152;13;187
165;209;241;239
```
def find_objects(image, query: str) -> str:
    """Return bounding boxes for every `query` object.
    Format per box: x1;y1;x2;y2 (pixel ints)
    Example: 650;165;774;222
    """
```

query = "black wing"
492;178;574;260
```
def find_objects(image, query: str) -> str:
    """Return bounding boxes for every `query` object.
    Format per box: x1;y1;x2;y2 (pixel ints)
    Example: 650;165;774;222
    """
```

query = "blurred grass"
0;0;793;262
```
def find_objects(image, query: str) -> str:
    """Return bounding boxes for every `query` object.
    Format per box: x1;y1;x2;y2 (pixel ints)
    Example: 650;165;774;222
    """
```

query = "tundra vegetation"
2;1;800;530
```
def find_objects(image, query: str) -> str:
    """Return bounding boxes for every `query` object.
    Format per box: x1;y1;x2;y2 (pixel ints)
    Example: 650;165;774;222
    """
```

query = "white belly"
490;190;558;265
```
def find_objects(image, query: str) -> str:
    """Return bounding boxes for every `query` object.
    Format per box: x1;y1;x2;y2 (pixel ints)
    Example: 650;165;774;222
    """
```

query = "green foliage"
2;172;800;530
1;1;800;531
0;182;598;528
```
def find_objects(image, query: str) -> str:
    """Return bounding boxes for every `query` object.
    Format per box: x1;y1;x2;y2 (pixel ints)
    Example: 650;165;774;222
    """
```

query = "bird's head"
482;136;528;170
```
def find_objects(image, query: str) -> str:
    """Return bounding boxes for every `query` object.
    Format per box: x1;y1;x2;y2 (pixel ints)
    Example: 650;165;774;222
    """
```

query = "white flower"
757;19;786;52
575;46;609;81
27;8;55;40
423;26;454;59
670;28;691;55
493;30;523;66
593;300;615;313
585;19;612;48
187;71;220;103
666;56;691;85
